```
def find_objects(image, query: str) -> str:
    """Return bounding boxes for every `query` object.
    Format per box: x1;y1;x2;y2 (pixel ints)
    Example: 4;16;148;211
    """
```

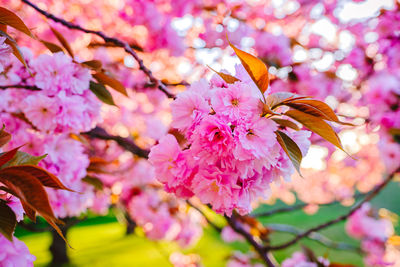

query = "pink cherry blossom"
21;94;59;132
32;52;91;95
171;90;210;134
211;83;259;121
0;235;36;267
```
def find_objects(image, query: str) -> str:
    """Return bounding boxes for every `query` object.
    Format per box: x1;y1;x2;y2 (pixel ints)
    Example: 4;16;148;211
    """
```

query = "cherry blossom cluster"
0;234;36;267
281;251;329;267
126;188;203;247
149;65;311;215
346;203;395;266
0;47;103;219
0;49;101;134
226;251;264;267
88;139;203;248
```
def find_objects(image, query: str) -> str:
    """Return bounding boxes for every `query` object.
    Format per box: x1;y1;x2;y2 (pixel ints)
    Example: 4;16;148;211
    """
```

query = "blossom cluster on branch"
0;0;400;266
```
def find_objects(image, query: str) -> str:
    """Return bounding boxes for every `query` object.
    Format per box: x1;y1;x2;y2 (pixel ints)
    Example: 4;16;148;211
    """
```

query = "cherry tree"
0;0;399;266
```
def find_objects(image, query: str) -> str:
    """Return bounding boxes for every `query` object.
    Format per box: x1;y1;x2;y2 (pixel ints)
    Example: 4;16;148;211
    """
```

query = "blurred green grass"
15;182;400;266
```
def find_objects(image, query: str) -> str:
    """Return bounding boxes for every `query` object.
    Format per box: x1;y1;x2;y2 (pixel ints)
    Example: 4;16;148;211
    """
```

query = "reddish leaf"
275;130;303;177
93;72;128;96
207;65;241;84
0;127;11;147
2;165;73;191
40;40;64;53
0;168;56;219
0;30;30;72
285;109;345;152
272;118;300;131
265;92;308;110
0;168;69;244
286;102;332;120
81;60;102;70
21;200;36;222
288;99;354;126
0;145;23;167
50;26;74;58
229;41;269;94
0;7;34;37
0;200;17;241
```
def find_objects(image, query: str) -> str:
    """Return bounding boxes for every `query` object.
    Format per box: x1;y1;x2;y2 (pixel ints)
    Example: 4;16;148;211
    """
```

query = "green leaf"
0;7;34;38
275;130;303;177
0;200;17;241
93;72;128;96
1;151;46;169
0;146;22;167
89;81;116;106
82;176;103;190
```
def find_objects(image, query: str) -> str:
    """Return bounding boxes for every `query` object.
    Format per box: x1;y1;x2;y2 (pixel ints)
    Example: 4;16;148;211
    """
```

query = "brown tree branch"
225;214;275;267
266;223;361;253
266;168;399;251
84;126;149;159
187;200;222;232
21;0;176;99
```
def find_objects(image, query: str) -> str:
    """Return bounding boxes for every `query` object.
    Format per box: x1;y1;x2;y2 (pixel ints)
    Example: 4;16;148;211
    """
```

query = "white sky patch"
312;52;334;71
195;48;221;66
311;18;337;43
220;54;241;73
293;45;308;62
336;0;394;23
338;30;355;51
336;64;358;82
171;15;194;36
340;130;361;154
302;146;328;170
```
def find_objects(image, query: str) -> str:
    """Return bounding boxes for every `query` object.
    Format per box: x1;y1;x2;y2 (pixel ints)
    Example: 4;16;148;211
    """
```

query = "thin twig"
226;214;275;267
266;223;361;253
187;200;222;232
252;193;365;218
0;84;41;91
21;0;176;99
266;169;399;251
84;126;149;158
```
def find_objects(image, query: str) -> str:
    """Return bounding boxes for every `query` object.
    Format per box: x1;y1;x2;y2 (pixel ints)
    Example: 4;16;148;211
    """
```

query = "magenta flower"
192;167;240;215
22;94;59;132
171;90;210;133
0;235;36;267
211;83;259;121
234;117;278;160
